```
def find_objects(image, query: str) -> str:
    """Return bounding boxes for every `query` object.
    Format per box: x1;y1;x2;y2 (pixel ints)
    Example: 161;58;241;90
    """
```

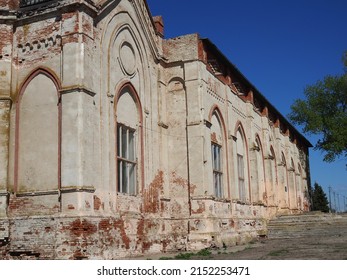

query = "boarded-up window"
17;73;59;192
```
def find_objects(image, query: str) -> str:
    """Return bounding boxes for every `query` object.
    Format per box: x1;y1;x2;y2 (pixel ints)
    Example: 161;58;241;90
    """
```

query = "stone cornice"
60;85;97;97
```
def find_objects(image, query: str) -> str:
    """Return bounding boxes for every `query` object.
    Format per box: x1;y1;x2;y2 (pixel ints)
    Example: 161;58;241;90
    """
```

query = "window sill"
191;196;231;203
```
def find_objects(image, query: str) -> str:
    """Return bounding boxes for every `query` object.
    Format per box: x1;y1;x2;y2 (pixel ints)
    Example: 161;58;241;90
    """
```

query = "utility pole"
337;193;340;213
333;191;337;214
328;186;332;213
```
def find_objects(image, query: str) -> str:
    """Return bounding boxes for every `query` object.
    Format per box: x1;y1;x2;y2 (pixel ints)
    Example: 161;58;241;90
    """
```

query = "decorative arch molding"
16;67;61;103
14;67;62;193
208;105;228;142
101;11;153;101
168;77;185;92
114;81;143;115
98;1;160;61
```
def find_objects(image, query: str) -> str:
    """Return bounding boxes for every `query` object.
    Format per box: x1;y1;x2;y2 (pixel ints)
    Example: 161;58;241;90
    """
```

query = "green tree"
311;182;330;212
289;52;347;163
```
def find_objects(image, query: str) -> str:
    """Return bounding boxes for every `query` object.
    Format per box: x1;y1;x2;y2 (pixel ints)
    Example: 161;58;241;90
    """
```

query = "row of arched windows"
209;108;306;210
14;68;305;211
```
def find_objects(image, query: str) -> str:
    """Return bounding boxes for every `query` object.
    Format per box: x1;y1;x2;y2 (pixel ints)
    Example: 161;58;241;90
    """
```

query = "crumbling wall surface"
163;34;199;63
0;101;10;194
0;0;307;260
0;0;18;10
0;214;192;259
0;218;9;259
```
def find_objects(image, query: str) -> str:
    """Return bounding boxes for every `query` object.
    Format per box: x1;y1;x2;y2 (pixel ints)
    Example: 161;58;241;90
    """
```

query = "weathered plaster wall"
0;0;310;259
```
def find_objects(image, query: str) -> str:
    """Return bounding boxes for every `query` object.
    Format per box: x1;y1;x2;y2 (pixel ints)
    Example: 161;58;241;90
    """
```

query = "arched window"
211;111;224;198
236;127;248;202
116;85;141;195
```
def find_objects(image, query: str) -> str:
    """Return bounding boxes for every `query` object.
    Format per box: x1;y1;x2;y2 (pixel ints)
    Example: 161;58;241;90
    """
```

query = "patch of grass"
169;248;212;260
196;248;212;256
174;252;195;260
268;249;289;257
159;257;173;260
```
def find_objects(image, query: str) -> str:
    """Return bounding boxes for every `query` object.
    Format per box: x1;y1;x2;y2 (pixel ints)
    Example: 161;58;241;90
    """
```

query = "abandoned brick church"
0;0;311;259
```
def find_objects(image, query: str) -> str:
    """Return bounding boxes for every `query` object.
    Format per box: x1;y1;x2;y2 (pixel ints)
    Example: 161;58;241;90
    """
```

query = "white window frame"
212;142;223;198
117;123;137;195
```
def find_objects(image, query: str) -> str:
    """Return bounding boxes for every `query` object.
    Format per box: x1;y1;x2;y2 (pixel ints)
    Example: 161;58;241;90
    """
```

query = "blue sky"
147;0;347;210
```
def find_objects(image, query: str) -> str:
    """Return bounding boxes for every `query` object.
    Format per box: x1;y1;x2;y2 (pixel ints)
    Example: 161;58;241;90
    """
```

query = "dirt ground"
131;233;347;260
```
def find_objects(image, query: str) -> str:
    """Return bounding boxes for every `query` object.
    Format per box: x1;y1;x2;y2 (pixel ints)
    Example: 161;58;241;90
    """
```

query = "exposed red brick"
171;172;197;195
192;201;205;214
113;219;130;249
152;16;164;38
93;195;102;210
68;219;97;237
0;0;18;9
143;170;164;214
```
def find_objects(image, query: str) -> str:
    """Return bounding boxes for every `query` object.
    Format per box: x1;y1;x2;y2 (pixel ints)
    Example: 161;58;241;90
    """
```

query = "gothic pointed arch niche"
297;163;303;210
288;158;297;210
279;152;289;208
267;145;278;206
250;135;266;204
15;68;61;193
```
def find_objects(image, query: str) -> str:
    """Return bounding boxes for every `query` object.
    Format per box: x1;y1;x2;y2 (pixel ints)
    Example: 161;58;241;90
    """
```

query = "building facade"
0;0;311;259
